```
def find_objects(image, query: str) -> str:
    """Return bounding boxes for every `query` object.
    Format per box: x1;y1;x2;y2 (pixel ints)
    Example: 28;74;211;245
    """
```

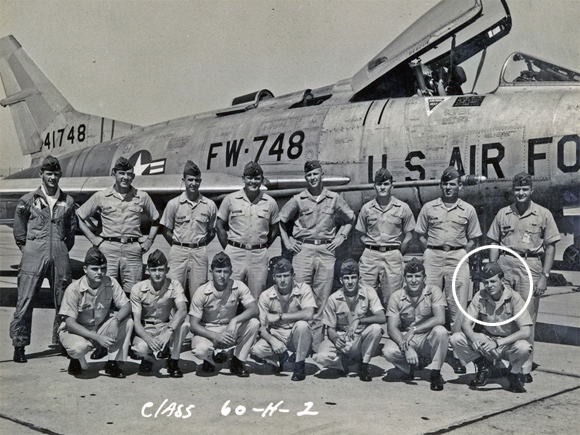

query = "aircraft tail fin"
0;35;141;160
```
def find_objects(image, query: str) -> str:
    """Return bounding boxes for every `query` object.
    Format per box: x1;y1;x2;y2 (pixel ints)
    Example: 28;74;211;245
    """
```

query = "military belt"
427;245;464;252
365;244;400;252
228;241;268;250
299;238;332;245
172;240;207;248
103;237;139;244
501;251;541;259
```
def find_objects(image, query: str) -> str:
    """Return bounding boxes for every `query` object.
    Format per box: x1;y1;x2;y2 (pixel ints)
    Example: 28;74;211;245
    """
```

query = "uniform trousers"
99;241;143;294
382;325;449;373
191;318;259;362
251;320;312;365
59;317;134;361
314;323;382;368
168;245;208;299
224;245;268;301
359;248;403;306
450;331;532;373
133;322;189;360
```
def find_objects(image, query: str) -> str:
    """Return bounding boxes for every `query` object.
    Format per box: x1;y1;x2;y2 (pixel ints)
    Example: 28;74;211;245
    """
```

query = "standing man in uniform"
313;259;385;382
279;160;355;348
415;166;482;373
382;258;448;391
355;168;415;306
487;172;559;382
59;248;133;378
77;157;160;295
189;252;259;377
216;161;279;300
450;263;532;393
131;250;188;377
10;155;77;363
160;161;217;299
251;257;316;381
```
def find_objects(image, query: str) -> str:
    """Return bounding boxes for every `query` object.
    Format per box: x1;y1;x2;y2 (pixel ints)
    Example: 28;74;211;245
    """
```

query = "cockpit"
500;53;580;85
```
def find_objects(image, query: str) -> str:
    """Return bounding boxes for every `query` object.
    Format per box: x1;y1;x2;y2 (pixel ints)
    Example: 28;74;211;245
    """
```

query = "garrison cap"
243;161;263;177
440;166;461;183
40;155;61;172
147;249;168;267
304;160;322;173
113;157;134;172
340;258;359;276
481;262;503;280
84;247;107;266
374;168;393;184
513;172;533;187
404;257;425;274
211;251;232;269
272;257;293;275
183;160;201;177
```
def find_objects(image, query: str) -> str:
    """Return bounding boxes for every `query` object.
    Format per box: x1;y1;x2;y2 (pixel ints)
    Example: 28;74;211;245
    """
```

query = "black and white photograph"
0;0;579;434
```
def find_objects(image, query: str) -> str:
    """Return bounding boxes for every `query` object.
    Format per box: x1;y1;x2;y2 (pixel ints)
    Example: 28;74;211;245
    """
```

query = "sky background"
1;0;579;170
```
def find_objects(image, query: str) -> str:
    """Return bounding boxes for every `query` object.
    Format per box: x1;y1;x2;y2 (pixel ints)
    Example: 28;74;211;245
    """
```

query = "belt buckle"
244;244;252;250
443;245;451;252
379;246;387;252
120;237;128;244
314;240;322;245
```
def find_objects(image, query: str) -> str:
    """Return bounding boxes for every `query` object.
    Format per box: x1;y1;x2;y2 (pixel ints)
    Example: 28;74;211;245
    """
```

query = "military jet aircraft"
0;0;578;266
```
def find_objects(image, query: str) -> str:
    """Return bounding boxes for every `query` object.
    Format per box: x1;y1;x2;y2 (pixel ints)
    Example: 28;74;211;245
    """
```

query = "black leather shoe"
430;372;445;391
167;358;183;378
524;373;533;383
213;350;229;364
508;372;527;393
13;346;27;363
449;357;466;374
230;356;250;378
104;361;126;378
470;357;491;388
68;358;82;376
139;359;154;375
359;363;372;382
156;345;171;360
91;346;108;360
202;360;216;373
291;360;306;381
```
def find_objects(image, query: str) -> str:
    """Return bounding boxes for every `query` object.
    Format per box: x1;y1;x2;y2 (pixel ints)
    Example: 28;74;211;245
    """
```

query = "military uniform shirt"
59;276;128;331
356;197;415;245
279;188;355;240
160;192;217;244
415;198;481;247
189;279;255;327
130;278;188;323
322;285;384;334
387;285;445;332
487;201;560;255
217;190;279;245
467;285;533;337
77;186;159;238
258;282;317;329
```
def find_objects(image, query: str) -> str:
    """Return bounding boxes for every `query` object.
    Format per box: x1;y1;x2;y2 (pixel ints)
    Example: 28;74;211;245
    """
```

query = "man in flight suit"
10;156;77;363
279;160;355;349
313;259;385;382
216;161;279;301
355;168;415;305
77;157;160;295
450;262;532;393
160;160;217;299
251;257;316;381
59;248;133;378
382;258;448;391
131;250;188;377
487;172;560;382
189;252;259;377
415;166;482;373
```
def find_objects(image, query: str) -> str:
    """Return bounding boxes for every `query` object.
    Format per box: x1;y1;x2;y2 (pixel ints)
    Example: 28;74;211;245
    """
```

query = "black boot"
430;370;444;391
470;357;492;388
91;346;108;360
167;358;183;378
508;372;527;393
104;361;126;378
291;360;306;381
230;356;250;378
138;359;154;375
13;346;27;363
68;359;82;376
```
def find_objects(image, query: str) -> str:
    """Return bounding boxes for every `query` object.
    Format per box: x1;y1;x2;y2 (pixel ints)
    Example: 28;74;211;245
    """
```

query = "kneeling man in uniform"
450;262;532;393
59;248;133;378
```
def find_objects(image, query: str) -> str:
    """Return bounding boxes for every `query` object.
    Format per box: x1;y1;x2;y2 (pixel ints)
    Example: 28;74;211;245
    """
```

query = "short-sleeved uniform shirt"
77;186;159;238
160;193;217;244
415;198;481;247
322;285;384;335
217;190;279;245
487;201;560;255
467;285;533;337
356;197;415;246
279;188;355;240
130;278;188;323
189;279;255;327
258;282;317;329
59;276;129;331
387;285;445;332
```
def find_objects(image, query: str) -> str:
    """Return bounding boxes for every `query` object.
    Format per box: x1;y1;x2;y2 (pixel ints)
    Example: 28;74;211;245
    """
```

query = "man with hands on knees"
131;250;188;377
313;259;385;382
382;258;448;391
251;257;316;381
189;252;259;377
58;247;133;378
450;262;532;393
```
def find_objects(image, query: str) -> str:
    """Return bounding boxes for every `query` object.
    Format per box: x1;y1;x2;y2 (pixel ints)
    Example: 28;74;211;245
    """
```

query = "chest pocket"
428;214;443;228
129;205;143;213
527;220;544;236
230;209;245;220
298;207;314;225
451;215;468;228
256;207;271;221
102;206;117;215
